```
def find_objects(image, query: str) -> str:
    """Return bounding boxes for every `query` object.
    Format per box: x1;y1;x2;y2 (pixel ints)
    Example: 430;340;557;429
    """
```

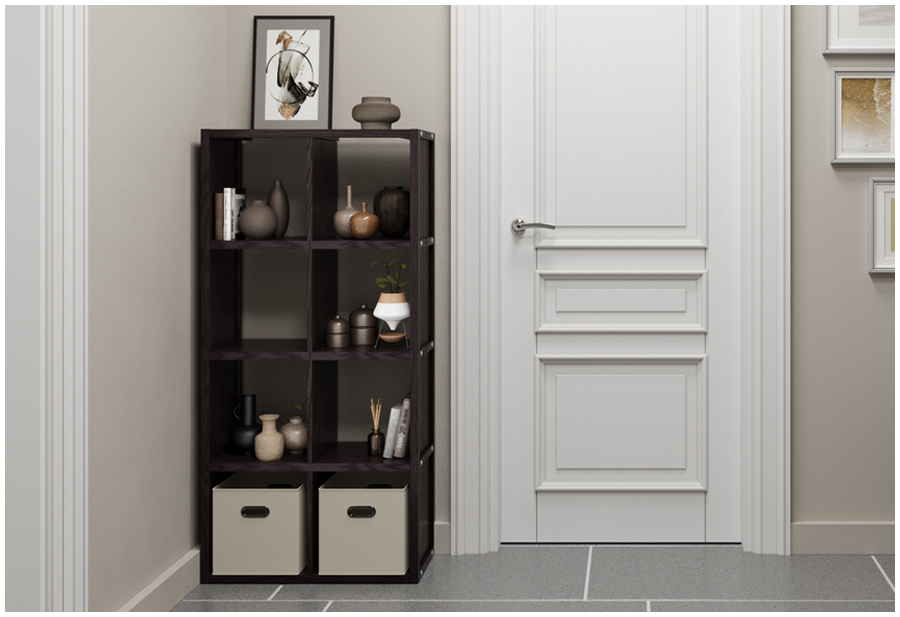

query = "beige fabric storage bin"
318;472;408;576
212;472;306;576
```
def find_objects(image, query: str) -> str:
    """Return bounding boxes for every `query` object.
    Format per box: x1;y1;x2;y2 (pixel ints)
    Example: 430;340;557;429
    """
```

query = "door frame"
449;6;791;555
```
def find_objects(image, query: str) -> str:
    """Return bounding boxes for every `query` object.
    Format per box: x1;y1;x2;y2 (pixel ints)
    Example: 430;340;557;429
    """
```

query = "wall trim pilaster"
740;5;792;555
40;5;90;609
450;6;791;555
449;4;502;555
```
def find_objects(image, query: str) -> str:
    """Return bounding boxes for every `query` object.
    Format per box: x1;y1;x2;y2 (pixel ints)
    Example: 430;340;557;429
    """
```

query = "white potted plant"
370;252;410;334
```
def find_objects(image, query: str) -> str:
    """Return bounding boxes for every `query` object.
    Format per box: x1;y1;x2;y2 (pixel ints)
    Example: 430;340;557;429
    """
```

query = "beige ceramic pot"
280;417;308;454
254;414;284;461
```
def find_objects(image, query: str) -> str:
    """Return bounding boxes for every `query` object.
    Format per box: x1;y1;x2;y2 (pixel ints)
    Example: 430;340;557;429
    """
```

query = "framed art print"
832;68;894;164
869;178;895;273
252;16;334;129
823;5;895;55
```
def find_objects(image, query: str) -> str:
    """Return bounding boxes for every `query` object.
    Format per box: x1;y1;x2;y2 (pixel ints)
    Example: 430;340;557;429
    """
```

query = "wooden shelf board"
311;343;411;360
311;238;410;250
210;339;308;360
210;237;308;250
209;442;410;473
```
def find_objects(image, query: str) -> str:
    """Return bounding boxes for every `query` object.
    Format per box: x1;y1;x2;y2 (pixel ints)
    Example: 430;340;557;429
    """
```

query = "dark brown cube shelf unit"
199;129;436;583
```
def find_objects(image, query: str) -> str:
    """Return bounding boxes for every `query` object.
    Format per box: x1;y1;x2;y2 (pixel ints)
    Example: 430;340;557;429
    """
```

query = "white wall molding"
740;5;792;555
449;5;502;555
118;547;199;612
40;5;90;609
450;6;792;555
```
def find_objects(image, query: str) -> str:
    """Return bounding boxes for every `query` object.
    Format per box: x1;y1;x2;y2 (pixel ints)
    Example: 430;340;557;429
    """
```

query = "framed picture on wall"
823;5;895;55
869;178;895;273
252;16;334;129
831;68;894;164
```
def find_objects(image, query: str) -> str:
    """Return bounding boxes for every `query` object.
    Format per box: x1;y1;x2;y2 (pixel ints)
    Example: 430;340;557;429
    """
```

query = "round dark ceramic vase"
239;200;277;240
373;186;410;238
231;394;261;454
267;180;290;239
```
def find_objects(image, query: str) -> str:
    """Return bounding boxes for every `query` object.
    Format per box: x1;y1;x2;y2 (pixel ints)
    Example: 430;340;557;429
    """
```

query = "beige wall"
790;6;894;553
87;6;450;610
88;6;225;611
222;5;453;541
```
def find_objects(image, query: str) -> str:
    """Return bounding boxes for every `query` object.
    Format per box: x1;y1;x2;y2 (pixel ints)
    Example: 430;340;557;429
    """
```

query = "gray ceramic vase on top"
351;96;401;129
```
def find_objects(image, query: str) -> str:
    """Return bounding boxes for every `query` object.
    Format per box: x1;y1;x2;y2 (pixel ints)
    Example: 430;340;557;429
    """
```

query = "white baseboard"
435;521;451;555
118;546;200;612
791;522;894;554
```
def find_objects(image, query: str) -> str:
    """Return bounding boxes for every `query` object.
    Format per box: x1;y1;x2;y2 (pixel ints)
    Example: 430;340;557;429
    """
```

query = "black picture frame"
252;16;334;129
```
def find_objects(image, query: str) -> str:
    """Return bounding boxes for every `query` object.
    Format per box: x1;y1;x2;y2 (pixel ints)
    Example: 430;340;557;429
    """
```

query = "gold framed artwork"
832;68;894;164
823;5;895;55
869;178;895;273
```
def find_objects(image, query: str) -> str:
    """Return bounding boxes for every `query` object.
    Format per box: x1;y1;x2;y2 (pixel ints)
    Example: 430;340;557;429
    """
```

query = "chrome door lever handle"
511;219;556;235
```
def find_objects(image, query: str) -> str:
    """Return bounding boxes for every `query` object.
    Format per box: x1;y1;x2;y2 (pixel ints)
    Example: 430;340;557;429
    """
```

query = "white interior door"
498;6;742;543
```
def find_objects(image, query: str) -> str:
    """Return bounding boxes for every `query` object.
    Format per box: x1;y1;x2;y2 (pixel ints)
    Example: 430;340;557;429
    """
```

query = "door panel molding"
537;6;708;243
536;357;707;492
450;6;790;555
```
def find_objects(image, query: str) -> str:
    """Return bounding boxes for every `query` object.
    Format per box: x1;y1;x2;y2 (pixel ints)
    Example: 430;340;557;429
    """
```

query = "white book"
223;188;234;241
382;402;403;459
393;396;411;458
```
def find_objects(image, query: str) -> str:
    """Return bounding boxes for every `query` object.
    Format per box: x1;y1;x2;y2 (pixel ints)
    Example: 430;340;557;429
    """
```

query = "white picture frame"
832;68;895;164
869;178;895;273
823;5;895;55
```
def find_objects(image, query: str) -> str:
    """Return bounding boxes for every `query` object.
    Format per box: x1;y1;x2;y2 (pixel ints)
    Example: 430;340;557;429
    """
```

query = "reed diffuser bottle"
367;398;385;456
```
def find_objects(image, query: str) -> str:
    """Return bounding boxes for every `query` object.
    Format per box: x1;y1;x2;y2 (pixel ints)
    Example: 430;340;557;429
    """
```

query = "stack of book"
215;188;246;240
382;395;411;459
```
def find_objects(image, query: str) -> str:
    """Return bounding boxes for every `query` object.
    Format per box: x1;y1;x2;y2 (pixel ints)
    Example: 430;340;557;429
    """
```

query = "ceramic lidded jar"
349;304;378;346
326;315;350;348
254;414;284;461
280;416;308;454
351;96;401;129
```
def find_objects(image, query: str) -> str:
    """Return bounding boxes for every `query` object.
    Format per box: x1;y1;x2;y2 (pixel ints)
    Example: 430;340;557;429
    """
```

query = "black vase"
231;394;262;454
373;186;410;238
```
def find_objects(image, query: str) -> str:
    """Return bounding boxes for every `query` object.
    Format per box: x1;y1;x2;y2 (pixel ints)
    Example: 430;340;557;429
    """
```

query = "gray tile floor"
173;545;895;612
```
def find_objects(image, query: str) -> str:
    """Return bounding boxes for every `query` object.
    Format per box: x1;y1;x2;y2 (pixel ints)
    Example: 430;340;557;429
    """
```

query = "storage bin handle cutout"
347;506;376;518
241;506;270;518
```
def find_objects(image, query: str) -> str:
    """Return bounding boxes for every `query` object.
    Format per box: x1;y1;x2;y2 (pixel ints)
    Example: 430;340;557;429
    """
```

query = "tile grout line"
583;546;593;601
871;555;895;593
267;585;284;601
322;600;333;612
177;598;897;604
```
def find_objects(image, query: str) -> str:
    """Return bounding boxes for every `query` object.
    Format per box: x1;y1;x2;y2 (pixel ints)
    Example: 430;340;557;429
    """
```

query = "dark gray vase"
373;186;410;238
239;200;277;240
268;180;290;239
